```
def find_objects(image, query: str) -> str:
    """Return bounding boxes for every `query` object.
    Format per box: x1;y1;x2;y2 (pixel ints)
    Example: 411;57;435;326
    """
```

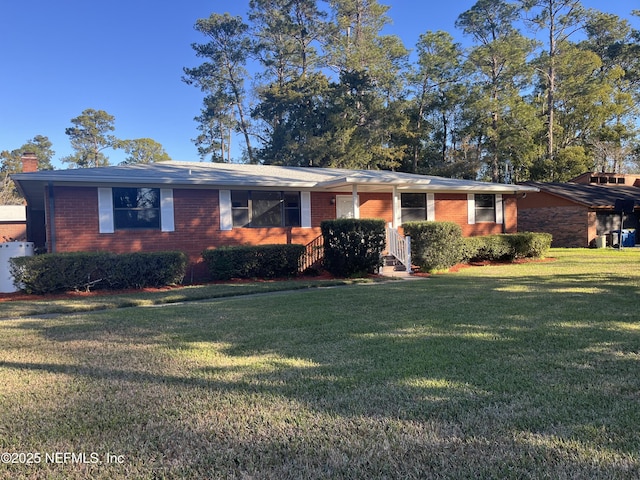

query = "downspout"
502;197;507;234
47;182;56;252
500;192;508;234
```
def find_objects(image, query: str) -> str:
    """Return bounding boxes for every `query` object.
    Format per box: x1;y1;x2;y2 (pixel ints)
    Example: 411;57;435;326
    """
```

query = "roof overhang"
11;163;540;210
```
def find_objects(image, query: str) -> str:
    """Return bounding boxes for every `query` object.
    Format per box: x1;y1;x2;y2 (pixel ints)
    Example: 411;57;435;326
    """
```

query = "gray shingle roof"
12;161;538;209
523;182;640;208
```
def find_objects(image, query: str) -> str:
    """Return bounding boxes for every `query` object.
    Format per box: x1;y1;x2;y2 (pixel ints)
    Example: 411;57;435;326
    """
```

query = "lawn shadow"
3;270;640;477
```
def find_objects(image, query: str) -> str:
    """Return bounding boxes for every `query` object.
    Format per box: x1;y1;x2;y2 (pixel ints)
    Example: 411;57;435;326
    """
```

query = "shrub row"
461;232;553;262
202;244;305;280
321;219;386;277
9;251;187;294
403;221;552;272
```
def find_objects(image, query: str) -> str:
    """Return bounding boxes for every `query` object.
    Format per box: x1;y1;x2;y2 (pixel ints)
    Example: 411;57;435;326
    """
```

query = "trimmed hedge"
321;219;386;277
9;251;187;294
202;244;305;280
403;222;552;272
461;232;553;262
402;221;464;272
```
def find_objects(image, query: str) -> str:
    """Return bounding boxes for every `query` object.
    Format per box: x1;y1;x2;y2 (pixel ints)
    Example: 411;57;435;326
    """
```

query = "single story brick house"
518;181;640;248
11;161;537;279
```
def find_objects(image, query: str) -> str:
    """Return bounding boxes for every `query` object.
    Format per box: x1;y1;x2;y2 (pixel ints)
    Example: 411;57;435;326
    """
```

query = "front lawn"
1;248;639;479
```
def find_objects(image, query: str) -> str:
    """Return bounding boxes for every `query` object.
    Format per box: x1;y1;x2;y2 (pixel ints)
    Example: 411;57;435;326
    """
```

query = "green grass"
1;248;639;478
0;277;371;319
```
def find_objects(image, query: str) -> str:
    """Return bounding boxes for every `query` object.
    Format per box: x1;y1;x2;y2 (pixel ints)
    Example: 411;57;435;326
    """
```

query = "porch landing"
379;255;418;279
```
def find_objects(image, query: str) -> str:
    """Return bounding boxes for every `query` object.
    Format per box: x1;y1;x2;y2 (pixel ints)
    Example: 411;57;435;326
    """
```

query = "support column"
352;184;360;219
392;186;401;228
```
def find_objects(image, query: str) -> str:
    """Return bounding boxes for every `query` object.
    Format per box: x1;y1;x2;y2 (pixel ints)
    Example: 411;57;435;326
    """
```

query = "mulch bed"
0;258;556;303
0;271;338;303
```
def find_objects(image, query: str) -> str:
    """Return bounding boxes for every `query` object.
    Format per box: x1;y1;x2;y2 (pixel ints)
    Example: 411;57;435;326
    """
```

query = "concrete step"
380;264;413;278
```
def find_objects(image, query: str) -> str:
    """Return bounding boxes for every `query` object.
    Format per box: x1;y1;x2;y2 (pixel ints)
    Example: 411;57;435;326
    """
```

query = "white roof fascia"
396;184;540;194
11;163;540;194
0;205;26;221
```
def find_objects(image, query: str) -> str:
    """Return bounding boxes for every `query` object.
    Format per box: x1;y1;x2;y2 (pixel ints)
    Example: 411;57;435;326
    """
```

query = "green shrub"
202;244;305;280
509;232;553;259
473;235;513;261
321;219;386;277
402;221;464;272
104;252;188;289
9;251;187;294
461;232;553;262
459;236;484;263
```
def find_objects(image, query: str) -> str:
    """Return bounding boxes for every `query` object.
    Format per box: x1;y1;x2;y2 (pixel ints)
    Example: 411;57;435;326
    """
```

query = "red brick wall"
434;193;514;236
311;192;336;226
0;222;27;241
518;191;593;247
47;186;518;279
518;204;591;247
519;191;576;208
359;192;393;223
50;187;325;280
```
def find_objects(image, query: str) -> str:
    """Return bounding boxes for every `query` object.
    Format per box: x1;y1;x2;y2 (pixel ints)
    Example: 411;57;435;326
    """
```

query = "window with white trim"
474;194;496;223
401;193;427;223
231;191;301;228
113;187;161;229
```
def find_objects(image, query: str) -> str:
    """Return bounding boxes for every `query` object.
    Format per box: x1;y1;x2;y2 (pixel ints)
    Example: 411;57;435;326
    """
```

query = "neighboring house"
570;171;640;187
11;161;537;279
518;181;640;248
0;205;27;242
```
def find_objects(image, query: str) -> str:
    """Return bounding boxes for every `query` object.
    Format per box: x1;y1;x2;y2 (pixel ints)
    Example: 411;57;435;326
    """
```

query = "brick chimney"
21;152;38;172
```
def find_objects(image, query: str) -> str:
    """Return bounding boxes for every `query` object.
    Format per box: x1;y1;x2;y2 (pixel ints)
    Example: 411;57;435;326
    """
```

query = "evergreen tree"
114;138;172;164
183;14;255;163
62;109;116;168
457;0;537;182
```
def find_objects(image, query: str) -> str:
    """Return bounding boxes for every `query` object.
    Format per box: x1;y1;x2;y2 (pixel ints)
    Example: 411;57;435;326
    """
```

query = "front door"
336;195;359;219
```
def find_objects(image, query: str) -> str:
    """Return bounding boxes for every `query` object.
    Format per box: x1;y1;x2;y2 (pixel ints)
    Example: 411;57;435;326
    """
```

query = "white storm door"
336;195;359;219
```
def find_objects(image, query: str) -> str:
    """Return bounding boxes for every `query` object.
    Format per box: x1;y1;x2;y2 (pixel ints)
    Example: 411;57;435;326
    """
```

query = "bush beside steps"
403;221;552;273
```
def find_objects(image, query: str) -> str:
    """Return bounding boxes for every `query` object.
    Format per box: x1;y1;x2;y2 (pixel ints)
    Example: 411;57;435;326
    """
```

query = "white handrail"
386;223;412;273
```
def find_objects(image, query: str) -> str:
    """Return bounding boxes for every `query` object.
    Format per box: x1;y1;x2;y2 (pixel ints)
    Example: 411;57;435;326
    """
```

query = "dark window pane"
231;190;248;208
232;209;250;227
401;193;426;208
112;187;160;229
401;194;426;223
284;208;301;227
283;192;300;208
475;194;495;222
231;191;250;227
401;208;426;223
475;209;495;222
230;191;302;228
114;209;160;229
475;194;494;208
251;191;282;227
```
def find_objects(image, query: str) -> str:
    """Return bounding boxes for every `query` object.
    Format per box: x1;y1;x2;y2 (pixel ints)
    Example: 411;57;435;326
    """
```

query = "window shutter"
495;194;503;224
301;191;311;228
467;194;476;225
98;188;114;234
427;193;435;221
160;189;175;232
219;190;232;231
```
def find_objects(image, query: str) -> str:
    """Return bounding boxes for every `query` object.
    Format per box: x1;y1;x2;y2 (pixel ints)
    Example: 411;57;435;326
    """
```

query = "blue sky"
1;1;636;168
